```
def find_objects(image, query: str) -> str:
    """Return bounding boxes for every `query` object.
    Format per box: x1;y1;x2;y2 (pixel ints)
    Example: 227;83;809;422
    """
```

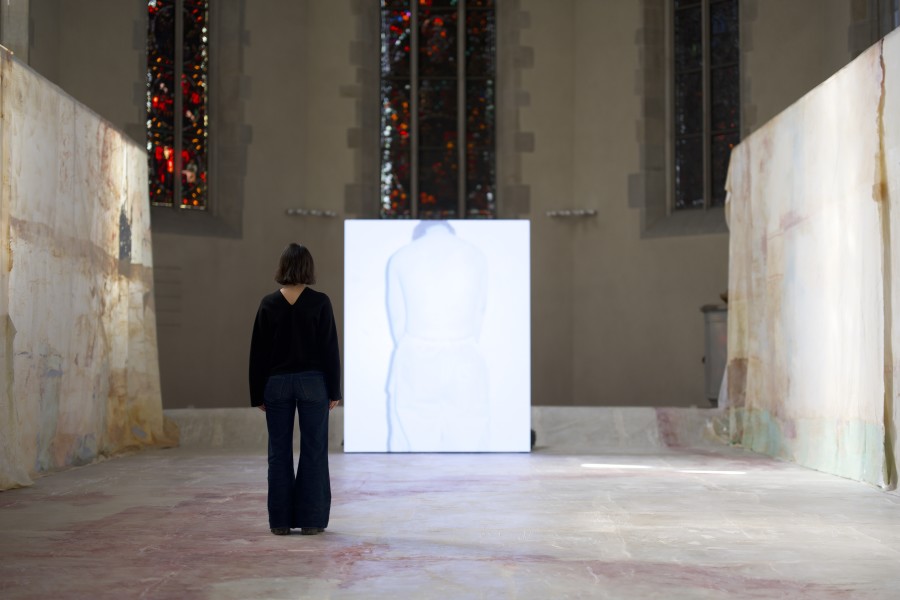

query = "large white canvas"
344;220;530;452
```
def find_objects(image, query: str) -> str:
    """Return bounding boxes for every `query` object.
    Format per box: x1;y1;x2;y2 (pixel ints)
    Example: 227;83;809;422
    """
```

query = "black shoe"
271;527;290;536
300;527;324;535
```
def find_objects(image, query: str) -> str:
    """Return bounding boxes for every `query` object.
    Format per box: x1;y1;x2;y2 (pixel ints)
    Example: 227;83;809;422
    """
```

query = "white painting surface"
344;220;530;452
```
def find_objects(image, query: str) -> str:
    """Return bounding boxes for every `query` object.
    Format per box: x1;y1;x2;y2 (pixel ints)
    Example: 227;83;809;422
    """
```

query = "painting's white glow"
344;220;531;452
677;470;746;475
580;464;654;470
580;464;746;476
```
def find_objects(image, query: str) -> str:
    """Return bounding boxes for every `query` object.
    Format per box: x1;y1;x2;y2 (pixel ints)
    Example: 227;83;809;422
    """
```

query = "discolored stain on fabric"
118;208;132;264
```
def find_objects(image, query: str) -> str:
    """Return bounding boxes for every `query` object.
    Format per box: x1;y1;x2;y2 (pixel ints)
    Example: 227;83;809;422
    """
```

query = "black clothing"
249;288;342;406
264;371;331;530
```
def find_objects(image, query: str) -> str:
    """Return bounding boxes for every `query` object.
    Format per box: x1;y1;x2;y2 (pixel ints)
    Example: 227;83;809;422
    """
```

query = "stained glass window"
876;0;900;38
147;0;209;210
673;0;739;210
380;0;496;219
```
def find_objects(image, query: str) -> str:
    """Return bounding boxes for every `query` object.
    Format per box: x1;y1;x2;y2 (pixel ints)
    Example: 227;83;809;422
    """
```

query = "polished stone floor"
1;447;899;599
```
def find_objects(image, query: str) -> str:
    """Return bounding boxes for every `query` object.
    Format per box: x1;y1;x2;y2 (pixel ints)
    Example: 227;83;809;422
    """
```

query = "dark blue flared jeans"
264;371;331;530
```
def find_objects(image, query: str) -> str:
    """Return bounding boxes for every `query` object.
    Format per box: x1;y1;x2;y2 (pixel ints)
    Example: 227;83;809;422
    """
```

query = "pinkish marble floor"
1;447;899;599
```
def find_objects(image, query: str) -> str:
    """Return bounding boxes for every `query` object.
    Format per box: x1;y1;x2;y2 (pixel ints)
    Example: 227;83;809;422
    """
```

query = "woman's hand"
329;400;339;411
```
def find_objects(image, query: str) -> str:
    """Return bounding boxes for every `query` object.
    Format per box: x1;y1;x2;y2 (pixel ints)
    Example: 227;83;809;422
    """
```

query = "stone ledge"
165;406;731;454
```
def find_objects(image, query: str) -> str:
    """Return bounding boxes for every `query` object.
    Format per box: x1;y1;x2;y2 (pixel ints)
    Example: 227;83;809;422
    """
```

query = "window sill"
150;205;241;239
641;205;728;238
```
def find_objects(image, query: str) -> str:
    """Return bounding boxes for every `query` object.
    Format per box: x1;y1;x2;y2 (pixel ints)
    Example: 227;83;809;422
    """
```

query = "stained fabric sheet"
0;50;174;490
726;38;898;487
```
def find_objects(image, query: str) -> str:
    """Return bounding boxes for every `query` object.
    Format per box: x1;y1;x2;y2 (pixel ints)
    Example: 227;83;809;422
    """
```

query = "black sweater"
248;288;342;406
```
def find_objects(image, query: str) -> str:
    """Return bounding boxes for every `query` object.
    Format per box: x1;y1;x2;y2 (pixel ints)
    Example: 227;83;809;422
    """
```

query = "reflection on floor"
1;447;899;599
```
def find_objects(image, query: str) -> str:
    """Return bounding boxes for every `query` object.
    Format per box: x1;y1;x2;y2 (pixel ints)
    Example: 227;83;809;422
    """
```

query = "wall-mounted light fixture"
285;208;338;218
545;209;597;218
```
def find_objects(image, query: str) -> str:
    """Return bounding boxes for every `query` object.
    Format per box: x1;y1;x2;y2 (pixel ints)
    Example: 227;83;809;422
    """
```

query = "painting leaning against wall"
0;48;177;491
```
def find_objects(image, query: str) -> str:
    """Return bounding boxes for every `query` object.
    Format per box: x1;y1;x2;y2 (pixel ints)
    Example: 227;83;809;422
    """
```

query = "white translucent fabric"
726;38;900;487
0;50;170;489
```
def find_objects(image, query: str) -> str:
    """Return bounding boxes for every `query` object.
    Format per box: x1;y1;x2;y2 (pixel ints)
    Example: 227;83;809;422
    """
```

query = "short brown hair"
275;243;316;285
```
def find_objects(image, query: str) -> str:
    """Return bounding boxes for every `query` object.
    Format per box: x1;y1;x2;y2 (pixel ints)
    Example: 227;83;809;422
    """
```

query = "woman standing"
249;243;341;536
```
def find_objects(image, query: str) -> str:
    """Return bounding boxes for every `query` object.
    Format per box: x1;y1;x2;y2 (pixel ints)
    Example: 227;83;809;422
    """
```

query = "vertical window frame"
878;0;900;37
379;0;496;220
147;0;210;211
670;0;739;213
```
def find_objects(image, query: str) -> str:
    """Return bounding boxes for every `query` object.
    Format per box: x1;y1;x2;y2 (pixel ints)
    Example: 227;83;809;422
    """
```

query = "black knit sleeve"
321;296;343;401
248;302;270;407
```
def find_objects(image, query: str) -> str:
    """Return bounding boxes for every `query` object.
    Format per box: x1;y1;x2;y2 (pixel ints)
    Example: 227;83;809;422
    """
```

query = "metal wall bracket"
285;208;338;218
545;209;597;218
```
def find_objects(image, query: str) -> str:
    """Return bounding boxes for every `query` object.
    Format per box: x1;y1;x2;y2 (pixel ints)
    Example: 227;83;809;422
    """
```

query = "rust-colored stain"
778;210;808;232
654;408;682;449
